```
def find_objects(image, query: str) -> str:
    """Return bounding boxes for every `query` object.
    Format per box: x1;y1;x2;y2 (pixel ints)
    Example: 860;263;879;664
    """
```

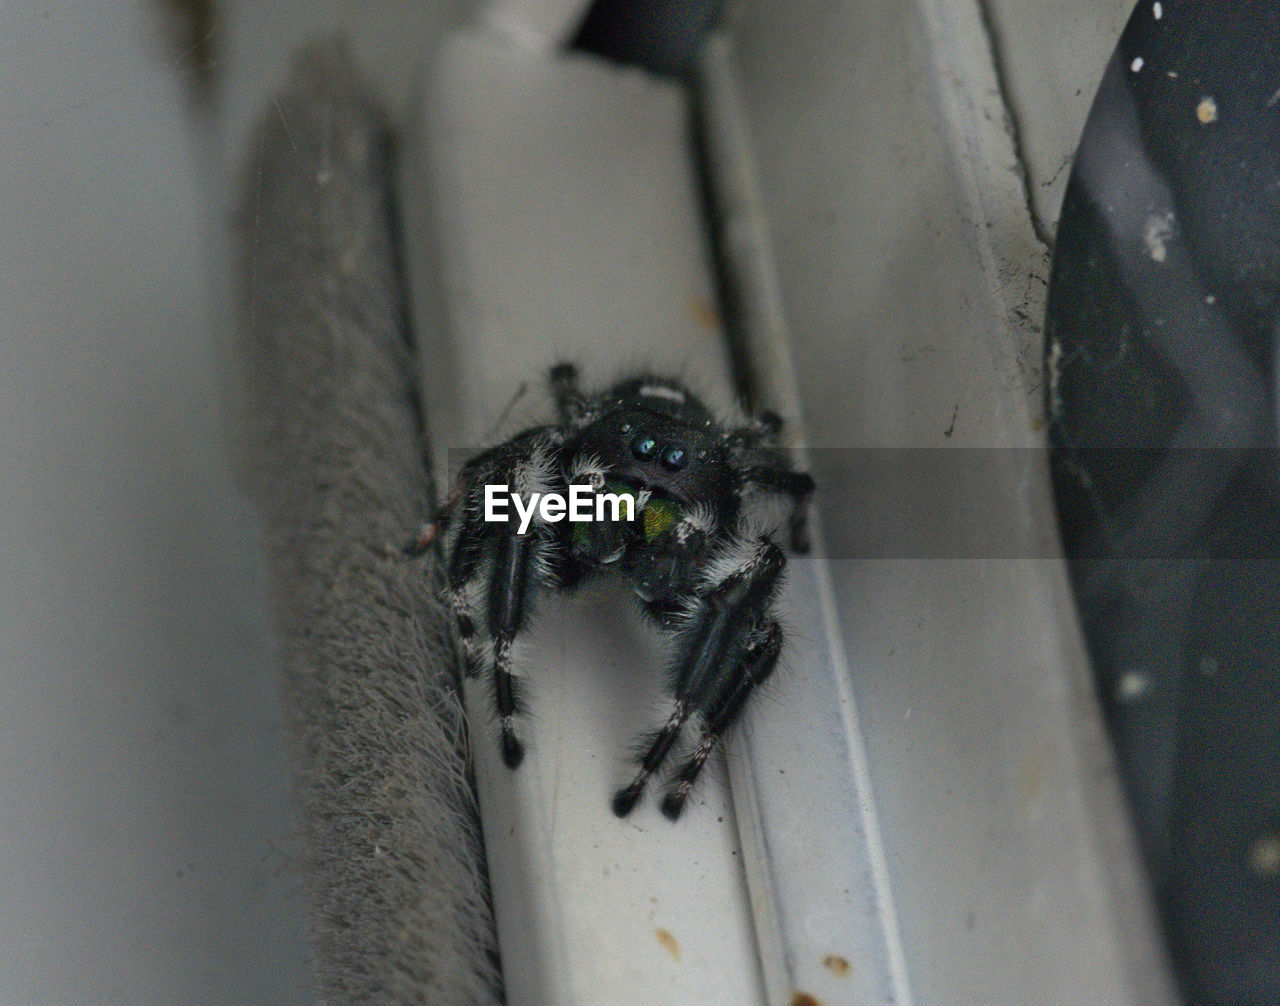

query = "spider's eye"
661;445;687;471
630;433;659;461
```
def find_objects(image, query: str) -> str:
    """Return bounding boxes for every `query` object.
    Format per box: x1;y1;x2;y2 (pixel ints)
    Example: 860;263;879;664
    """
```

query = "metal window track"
400;5;1177;1003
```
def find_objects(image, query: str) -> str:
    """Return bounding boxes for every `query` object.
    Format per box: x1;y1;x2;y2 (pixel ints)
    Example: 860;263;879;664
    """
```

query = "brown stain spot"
1018;744;1049;811
655;928;680;961
822;954;852;978
790;993;823;1006
689;297;721;331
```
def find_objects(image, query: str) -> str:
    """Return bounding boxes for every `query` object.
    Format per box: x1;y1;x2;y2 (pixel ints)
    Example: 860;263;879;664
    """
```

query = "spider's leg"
432;455;514;672
744;465;815;553
403;478;464;557
404;434;527;556
613;537;785;816
726;408;781;445
660;619;782;820
473;428;563;767
444;504;488;677
549;362;588;426
612;693;693;817
756;410;784;436
487;529;543;768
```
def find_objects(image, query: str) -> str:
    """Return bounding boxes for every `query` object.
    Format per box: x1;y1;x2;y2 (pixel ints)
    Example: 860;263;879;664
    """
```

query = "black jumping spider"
409;364;814;819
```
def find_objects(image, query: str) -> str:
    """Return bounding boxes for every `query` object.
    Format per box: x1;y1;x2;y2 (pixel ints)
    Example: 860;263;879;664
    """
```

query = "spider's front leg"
481;438;567;768
613;536;785;818
661;618;782;819
486;529;541;767
423;431;563;767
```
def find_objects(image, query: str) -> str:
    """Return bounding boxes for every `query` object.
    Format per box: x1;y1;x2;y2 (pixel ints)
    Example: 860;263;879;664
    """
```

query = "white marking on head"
638;384;686;404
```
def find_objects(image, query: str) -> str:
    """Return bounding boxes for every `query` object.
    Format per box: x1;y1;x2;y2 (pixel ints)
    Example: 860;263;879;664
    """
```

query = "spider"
408;363;814;819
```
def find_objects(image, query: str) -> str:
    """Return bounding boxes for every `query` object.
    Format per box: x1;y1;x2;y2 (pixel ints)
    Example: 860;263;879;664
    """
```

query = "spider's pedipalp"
677;503;717;540
625;508;713;604
567;451;608;491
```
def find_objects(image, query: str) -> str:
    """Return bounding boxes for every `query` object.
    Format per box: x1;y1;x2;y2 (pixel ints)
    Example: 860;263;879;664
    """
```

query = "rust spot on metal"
689;296;721;331
822;953;852;977
655;927;680;961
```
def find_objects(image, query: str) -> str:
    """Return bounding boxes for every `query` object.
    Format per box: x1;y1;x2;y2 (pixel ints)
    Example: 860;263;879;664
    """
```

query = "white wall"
0;3;466;1002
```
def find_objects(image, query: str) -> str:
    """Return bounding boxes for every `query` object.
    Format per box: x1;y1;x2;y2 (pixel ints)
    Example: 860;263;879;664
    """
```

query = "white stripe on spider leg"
513;440;559;499
698;531;772;591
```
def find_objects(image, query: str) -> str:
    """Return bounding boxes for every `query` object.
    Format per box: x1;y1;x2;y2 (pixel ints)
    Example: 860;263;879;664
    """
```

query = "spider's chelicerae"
409;364;814;819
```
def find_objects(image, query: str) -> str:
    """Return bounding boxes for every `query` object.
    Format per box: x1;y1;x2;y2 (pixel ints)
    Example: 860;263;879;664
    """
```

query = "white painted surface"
479;0;594;50
984;0;1138;237
0;4;311;1003
402;32;767;1006
711;0;1176;1003
697;37;913;1006
0;2;492;1002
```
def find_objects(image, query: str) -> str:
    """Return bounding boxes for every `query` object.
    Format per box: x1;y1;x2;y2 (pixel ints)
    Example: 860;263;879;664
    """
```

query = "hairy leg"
487;532;540;767
613;537;785;816
744;465;815;553
660;620;782;819
549;362;588;426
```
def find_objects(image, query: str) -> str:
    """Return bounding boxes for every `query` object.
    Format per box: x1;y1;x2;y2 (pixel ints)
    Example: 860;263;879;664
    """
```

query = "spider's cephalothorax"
408;364;814;820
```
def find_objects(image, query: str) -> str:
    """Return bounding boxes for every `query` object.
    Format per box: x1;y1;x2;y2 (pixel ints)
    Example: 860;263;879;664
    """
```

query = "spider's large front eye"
630;432;658;461
660;445;687;471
